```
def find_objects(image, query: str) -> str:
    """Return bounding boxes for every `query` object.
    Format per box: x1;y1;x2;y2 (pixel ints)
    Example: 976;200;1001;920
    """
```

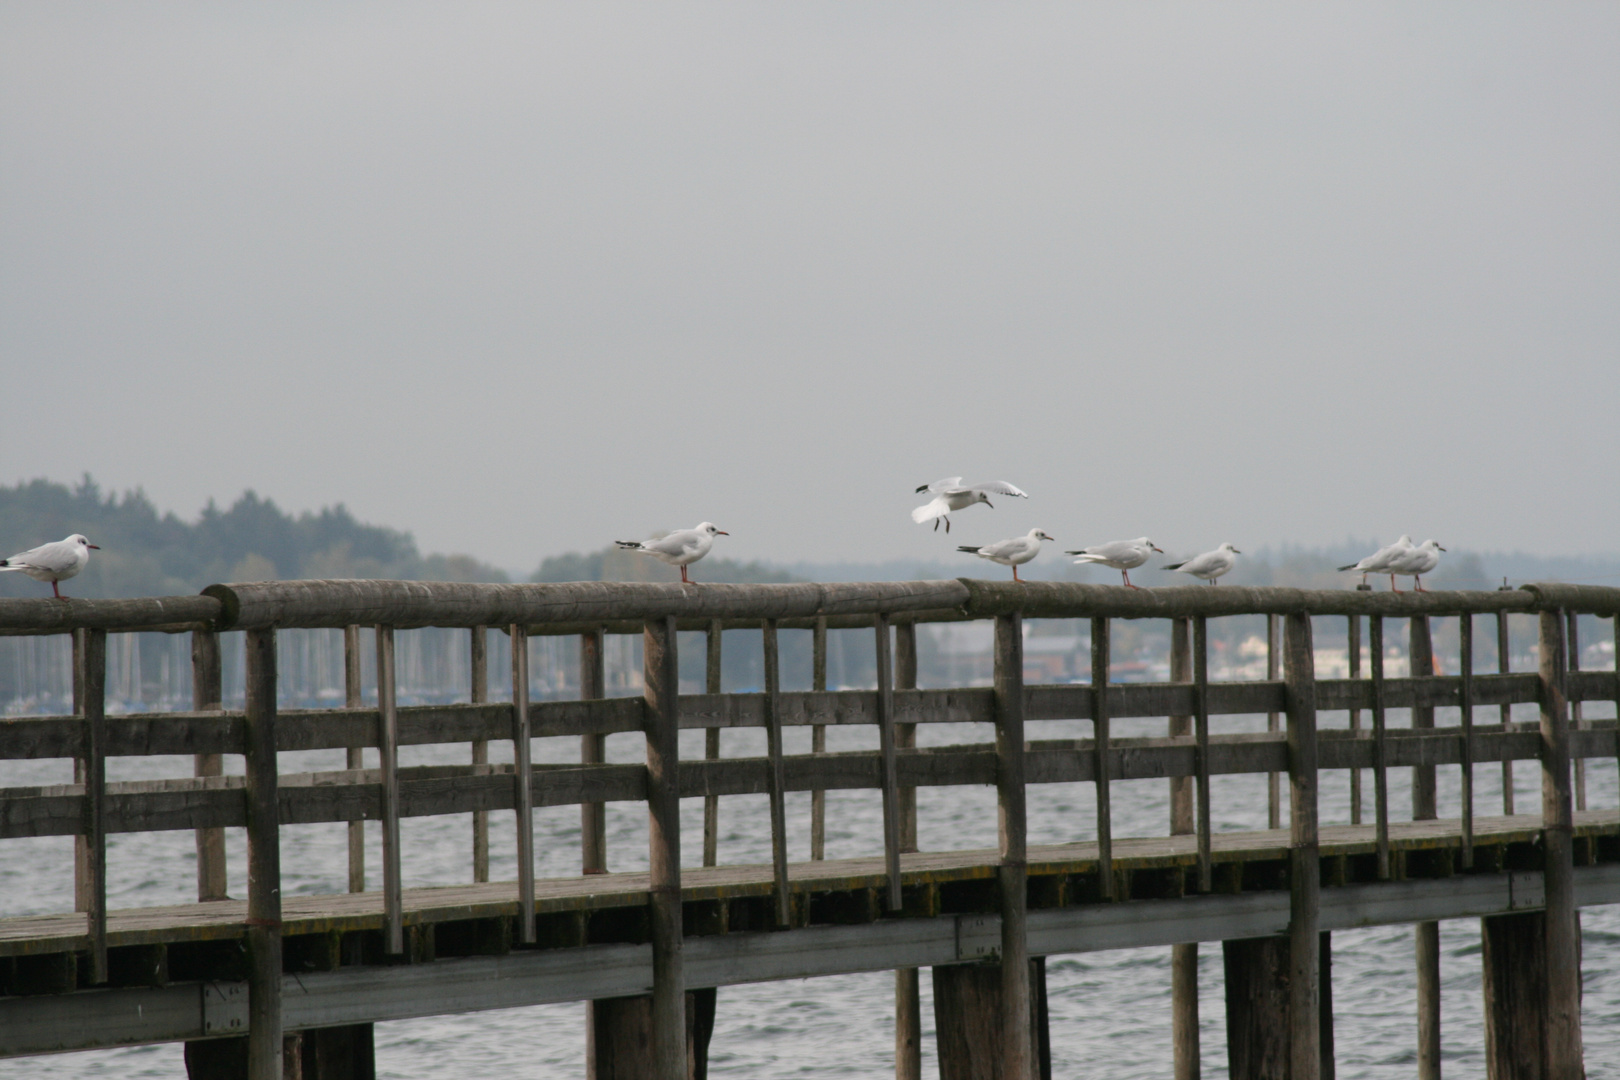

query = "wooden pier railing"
0;579;1616;1080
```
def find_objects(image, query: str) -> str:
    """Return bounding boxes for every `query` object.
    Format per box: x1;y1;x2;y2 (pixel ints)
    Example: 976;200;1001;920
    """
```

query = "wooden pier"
0;578;1616;1078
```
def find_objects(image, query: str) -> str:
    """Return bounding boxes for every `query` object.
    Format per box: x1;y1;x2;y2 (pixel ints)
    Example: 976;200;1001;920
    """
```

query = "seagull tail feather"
614;541;644;551
956;546;981;554
1162;561;1186;571
1335;563;1359;572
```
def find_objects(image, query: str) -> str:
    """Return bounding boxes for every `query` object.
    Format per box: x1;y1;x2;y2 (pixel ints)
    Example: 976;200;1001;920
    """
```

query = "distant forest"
0;477;800;599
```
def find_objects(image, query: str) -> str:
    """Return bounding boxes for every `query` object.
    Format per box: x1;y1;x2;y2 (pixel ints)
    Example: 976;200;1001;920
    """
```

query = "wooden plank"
994;612;1032;1080
471;626;490;884
1370;617;1390;879
642;615;685;1080
763;622;790;927
510;626;536;945
1458;615;1475;868
1283;611;1320;1080
82;629;107;985
344;627;364;894
375;628;403;954
811;618;827;862
242;627;282;1080
580;628;607;875
703;620;721;869
1091;617;1114;899
1538;609;1584;1076
191;630;228;902
875;614;902;911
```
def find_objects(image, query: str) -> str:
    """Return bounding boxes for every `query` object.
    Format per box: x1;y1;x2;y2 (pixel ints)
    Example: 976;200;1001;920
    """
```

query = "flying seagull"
614;522;729;584
1337;536;1414;590
1066;537;1163;589
0;534;100;599
1162;543;1241;585
911;478;1028;533
1390;539;1445;593
957;529;1054;583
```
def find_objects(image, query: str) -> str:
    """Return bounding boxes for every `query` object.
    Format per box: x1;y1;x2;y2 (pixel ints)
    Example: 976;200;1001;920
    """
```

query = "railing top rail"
0;579;1615;635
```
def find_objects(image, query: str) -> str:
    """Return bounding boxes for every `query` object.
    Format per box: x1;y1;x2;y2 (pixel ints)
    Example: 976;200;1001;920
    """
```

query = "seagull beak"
716;531;729;536
1437;545;1445;551
87;545;101;550
1151;545;1164;553
1232;548;1241;554
984;500;994;509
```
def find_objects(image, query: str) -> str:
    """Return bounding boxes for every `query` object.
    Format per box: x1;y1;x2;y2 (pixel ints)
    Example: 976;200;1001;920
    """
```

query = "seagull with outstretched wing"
911;478;1028;533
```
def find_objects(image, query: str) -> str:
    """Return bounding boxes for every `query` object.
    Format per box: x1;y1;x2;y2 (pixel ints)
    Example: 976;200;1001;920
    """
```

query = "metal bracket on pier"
201;981;248;1036
955;914;1000;962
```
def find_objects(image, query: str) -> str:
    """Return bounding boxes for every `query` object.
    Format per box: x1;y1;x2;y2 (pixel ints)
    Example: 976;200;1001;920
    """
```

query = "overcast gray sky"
3;4;1616;573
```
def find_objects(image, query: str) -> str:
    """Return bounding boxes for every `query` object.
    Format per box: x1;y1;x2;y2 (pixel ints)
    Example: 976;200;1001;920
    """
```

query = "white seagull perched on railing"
1065;537;1163;589
958;529;1054;583
911;478;1028;533
1162;543;1241;585
614;523;729;584
1337;535;1414;590
1390;539;1445;593
0;534;101;599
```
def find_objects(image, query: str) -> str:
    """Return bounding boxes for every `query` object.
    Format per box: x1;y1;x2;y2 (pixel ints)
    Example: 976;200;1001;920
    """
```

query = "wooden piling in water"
932;959;1048;1080
894;620;922;1080
191;629;228;902
1169;616;1200;1080
243;627;282;1080
1537;610;1584;1076
1284;611;1322;1080
643;616;687;1079
995;612;1032;1080
1408;616;1440;1080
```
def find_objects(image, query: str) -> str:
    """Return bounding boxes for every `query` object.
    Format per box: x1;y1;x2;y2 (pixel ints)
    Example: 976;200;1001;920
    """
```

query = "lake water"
0;699;1615;1078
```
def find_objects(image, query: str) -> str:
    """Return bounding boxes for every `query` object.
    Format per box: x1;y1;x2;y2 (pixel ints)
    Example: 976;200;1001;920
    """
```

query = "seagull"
911;478;1028;533
1390;539;1445;593
614;522;728;584
0;534;100;599
1162;543;1241;585
957;529;1054;583
1065;537;1163;588
1337;535;1414;590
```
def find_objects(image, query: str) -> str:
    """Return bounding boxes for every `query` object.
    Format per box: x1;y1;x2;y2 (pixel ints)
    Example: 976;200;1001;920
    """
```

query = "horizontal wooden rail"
6;669;1604;761
5;723;1613;840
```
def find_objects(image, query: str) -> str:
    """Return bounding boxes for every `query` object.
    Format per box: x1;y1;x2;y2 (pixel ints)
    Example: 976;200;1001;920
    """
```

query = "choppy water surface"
1;703;1615;1078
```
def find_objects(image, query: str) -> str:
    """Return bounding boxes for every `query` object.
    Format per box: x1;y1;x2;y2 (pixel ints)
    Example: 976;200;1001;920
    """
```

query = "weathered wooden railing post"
644;616;686;1079
471;626;490;883
894;620;922;1080
71;630;91;917
875;614;902;910
810;617;828;862
343;626;365;893
1090;616;1114;898
1495;597;1515;815
1537;609;1583;1075
510;625;536;945
1408;616;1440;1080
192;629;228;901
1285;611;1323;1080
1267;613;1282;830
1567;612;1586;810
1370;616;1391;878
243;627;282;1080
81;629;108;985
1169;617;1199;1080
703;620;722;867
376;626;404;955
762;620;790;927
581;627;607;875
1458;615;1475;869
1347;614;1362;825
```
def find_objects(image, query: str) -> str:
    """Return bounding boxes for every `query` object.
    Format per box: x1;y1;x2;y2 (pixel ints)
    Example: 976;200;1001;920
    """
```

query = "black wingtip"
915;484;929;493
1162;561;1185;571
1335;563;1357;572
956;546;980;554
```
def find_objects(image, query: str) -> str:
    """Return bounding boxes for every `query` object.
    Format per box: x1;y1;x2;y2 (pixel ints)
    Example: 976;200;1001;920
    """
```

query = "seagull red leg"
53;581;62;599
1390;573;1399;592
1122;569;1137;589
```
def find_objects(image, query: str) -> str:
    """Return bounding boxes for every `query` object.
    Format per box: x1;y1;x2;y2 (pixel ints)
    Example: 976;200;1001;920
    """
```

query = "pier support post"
932;959;1049;1080
1537;610;1584;1076
590;990;715;1080
1169;617;1200;1080
1285;611;1323;1080
1409;617;1441;1080
1222;933;1334;1080
191;630;228;902
895;620;922;1080
994;613;1032;1080
1480;911;1557;1079
243;628;283;1080
643;616;687;1080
